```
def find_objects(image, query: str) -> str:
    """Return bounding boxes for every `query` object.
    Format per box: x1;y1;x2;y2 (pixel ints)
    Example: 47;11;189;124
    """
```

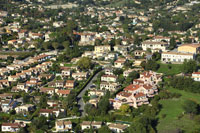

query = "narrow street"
77;70;102;117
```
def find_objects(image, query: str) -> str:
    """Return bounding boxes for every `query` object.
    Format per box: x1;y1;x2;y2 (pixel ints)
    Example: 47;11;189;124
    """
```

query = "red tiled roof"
57;90;70;95
134;93;145;98
117;91;131;97
2;123;20;128
124;84;140;92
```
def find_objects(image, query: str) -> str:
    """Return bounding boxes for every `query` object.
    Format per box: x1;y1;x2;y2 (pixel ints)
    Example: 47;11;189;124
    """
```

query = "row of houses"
1;120;129;133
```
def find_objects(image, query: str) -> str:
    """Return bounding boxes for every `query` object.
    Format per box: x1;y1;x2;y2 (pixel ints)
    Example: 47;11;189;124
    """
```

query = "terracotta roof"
117;91;132;97
40;87;55;92
57;90;70;95
124;84;140;92
134;93;145;98
193;72;200;74
143;84;153;90
40;108;58;113
2;123;20;128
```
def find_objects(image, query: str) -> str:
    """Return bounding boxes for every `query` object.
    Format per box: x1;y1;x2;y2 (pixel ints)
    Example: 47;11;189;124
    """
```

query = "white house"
142;40;169;52
192;72;200;81
101;75;117;82
55;120;72;132
1;123;20;132
161;52;195;63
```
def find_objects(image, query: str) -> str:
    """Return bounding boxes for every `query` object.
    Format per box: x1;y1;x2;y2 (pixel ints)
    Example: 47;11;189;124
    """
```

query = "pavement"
77;70;101;117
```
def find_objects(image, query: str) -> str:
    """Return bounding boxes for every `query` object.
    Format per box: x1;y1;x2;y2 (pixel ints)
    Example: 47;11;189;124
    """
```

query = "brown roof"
40;87;55;92
108;123;128;130
40;108;58;113
134;93;145;98
124;84;140;92
91;121;102;126
117;91;132;97
56;120;72;126
179;43;200;48
2;123;20;128
81;121;91;126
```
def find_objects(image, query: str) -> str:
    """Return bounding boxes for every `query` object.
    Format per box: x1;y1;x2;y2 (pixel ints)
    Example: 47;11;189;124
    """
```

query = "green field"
157;63;183;76
157;88;200;133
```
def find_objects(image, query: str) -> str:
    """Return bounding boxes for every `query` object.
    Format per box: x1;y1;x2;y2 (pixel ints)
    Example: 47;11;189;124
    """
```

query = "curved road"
77;70;102;116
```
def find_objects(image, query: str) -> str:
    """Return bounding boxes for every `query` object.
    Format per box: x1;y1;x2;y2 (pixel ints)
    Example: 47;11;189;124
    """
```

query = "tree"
143;60;160;71
169;37;176;50
39;94;48;108
183;100;198;114
52;42;59;50
77;57;92;71
120;104;131;113
182;60;197;74
98;126;111;133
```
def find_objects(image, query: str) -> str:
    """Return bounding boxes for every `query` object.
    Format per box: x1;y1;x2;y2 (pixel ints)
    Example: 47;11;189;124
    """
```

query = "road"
77;70;101;117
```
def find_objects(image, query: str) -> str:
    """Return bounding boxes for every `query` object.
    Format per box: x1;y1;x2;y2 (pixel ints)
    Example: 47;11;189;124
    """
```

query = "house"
114;58;126;68
0;93;13;100
101;75;117;82
153;36;170;42
12;83;29;92
61;68;72;77
108;123;128;133
88;89;105;97
38;74;54;81
72;72;89;81
192;72;200;81
8;75;20;82
134;50;146;57
65;80;76;89
142;40;169;52
0;80;10;89
161;52;195;63
94;45;111;53
104;68;114;75
74;32;96;46
91;121;102;129
39;109;61;117
100;82;120;91
89;98;100;107
55;120;72;132
40;87;55;95
81;121;91;130
123;69;135;77
1;123;20;132
56;89;71;97
0;99;18;112
178;43;200;54
15;104;35;114
48;80;65;88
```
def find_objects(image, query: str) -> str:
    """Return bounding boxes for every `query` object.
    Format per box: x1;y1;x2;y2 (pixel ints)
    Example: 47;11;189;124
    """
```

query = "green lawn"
157;88;200;133
157;63;182;76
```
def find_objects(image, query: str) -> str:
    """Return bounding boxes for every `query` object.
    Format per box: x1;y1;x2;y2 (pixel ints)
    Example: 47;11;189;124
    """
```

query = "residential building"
161;52;195;63
94;45;111;53
1;123;20;132
192;72;200;81
55;120;72;132
108;123;128;133
142;40;169;52
178;43;200;54
101;75;117;82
